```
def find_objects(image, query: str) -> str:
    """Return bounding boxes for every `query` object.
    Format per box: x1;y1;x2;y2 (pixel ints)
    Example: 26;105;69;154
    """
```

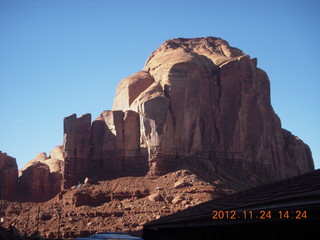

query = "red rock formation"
62;114;92;189
18;147;64;201
62;110;146;188
0;151;18;200
113;71;155;110
17;37;314;196
112;37;314;184
91;110;145;177
91;110;125;174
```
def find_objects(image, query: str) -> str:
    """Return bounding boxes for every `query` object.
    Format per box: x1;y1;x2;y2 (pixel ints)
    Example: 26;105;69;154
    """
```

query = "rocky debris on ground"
148;193;163;202
1;169;232;239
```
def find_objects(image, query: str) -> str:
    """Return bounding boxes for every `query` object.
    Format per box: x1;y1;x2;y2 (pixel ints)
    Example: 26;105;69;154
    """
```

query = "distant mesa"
0;37;314;201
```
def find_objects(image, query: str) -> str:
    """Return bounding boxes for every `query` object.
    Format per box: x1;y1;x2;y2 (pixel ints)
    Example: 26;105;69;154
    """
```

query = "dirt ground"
1;169;235;239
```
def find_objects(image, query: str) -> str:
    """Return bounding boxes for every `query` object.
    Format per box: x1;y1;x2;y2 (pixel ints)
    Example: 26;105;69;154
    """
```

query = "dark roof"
144;170;320;228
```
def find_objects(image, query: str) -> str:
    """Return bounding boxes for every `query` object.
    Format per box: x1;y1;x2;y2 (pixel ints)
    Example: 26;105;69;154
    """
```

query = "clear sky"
1;0;319;170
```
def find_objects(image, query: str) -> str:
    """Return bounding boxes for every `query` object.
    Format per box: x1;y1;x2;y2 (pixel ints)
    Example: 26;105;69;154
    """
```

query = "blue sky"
1;0;319;170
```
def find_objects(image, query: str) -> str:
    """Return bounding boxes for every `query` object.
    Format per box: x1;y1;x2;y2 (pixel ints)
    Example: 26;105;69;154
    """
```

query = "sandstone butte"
0;37;314;202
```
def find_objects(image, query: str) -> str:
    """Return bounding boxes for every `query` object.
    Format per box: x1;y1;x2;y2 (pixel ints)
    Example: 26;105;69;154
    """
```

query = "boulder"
174;179;190;189
68;190;110;207
148;192;163;202
171;195;185;204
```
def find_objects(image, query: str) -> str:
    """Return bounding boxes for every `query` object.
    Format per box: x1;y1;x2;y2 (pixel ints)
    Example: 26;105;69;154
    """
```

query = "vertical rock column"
122;110;144;175
62;114;92;189
91;110;125;176
128;82;171;175
0;151;18;199
123;110;140;158
91;110;145;177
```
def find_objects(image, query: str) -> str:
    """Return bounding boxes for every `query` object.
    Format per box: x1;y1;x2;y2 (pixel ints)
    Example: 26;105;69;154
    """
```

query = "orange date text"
212;210;307;220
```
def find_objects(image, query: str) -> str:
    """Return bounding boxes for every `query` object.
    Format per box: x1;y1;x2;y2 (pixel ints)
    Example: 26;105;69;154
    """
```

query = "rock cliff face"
63;110;147;188
18;147;64;201
62;114;92;189
0;151;18;199
111;37;314;183
6;37;314;200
